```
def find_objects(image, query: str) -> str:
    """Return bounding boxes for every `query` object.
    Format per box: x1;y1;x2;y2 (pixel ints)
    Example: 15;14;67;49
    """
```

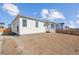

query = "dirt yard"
1;33;79;55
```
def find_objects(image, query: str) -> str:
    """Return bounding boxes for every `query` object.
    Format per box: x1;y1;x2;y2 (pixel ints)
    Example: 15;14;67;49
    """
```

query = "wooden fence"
0;28;4;32
56;30;79;36
3;28;12;35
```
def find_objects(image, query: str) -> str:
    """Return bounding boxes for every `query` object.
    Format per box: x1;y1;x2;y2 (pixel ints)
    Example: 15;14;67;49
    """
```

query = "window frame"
22;18;27;27
51;24;54;28
36;21;39;28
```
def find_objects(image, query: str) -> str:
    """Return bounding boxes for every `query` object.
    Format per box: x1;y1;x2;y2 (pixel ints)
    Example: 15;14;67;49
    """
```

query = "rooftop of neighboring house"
0;22;5;28
0;22;5;25
72;28;79;31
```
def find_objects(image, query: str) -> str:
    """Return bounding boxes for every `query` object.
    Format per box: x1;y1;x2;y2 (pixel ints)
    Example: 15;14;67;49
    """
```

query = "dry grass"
1;33;79;55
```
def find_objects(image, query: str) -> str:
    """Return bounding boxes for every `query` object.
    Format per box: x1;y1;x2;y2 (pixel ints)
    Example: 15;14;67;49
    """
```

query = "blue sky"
0;3;79;28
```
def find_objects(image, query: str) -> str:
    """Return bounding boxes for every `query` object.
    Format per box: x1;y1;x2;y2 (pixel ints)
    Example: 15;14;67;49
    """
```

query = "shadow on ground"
2;32;19;36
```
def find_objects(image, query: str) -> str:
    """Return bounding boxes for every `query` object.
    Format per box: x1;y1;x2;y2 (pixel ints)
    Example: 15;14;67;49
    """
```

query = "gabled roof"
11;15;56;24
56;23;64;24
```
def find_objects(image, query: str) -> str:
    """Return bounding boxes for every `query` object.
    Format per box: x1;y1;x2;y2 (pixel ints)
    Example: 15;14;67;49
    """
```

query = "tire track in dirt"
0;36;4;54
8;36;25;54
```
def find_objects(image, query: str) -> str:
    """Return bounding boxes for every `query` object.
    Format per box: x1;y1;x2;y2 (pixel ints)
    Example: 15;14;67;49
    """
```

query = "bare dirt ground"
1;33;79;55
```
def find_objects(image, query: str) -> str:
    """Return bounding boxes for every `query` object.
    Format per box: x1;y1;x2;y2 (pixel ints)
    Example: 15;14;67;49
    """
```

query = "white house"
10;15;64;35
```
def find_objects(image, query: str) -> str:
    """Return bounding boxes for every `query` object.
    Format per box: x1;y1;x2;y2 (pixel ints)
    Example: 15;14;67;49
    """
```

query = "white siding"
11;19;20;34
19;18;46;35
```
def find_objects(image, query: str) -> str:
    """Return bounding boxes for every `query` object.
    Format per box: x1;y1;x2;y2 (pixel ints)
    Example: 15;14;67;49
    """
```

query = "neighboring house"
72;28;79;31
64;26;73;30
10;15;64;35
74;28;79;31
0;22;5;35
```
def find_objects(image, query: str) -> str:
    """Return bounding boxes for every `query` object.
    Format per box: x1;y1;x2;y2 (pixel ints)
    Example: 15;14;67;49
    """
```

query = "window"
22;19;27;27
36;21;38;28
51;24;54;28
17;25;19;33
60;24;63;29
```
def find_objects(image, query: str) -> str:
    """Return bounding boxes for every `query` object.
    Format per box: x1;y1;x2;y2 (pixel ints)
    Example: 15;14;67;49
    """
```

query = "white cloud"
3;3;20;16
41;9;65;20
76;20;79;23
69;24;75;28
67;21;75;28
67;19;79;28
42;9;49;15
49;10;65;19
77;14;79;18
41;9;49;19
69;21;74;24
